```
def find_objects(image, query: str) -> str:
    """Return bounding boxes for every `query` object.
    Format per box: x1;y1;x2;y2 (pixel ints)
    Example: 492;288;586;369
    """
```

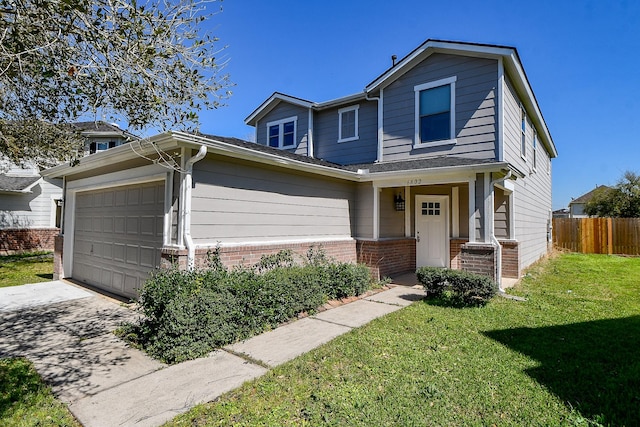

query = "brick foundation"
161;240;358;270
460;243;497;281
0;228;59;254
450;238;468;270
356;238;416;280
499;240;520;278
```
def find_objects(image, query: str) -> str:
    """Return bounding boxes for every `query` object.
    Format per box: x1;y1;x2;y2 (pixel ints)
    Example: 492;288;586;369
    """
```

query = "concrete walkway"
0;281;425;427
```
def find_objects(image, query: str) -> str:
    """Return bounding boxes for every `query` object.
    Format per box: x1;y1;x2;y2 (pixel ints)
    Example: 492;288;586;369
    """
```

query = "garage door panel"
115;189;127;206
73;181;164;299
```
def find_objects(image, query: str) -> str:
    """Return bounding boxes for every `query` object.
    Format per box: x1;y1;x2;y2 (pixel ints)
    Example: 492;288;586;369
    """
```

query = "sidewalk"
0;281;425;427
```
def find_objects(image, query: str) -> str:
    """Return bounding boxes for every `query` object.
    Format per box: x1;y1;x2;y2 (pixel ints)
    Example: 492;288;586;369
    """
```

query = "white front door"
415;195;449;268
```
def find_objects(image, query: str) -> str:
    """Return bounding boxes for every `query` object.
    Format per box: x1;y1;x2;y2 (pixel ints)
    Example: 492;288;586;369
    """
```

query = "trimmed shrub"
416;267;496;307
318;262;372;299
415;267;448;297
120;249;374;363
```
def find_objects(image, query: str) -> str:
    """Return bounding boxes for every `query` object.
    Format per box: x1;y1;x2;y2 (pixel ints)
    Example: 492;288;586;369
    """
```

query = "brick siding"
356;238;416;280
161;240;357;270
0;228;59;254
499;240;520;278
450;238;468;270
460;243;497;281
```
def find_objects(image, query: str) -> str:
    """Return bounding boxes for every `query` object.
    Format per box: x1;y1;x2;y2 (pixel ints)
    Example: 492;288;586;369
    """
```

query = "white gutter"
182;144;207;269
490;170;512;292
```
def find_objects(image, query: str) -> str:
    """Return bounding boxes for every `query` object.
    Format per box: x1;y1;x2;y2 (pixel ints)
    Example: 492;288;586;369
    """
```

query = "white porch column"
373;184;380;239
452;186;459;238
468;178;476;242
484;173;492;243
404;185;411;237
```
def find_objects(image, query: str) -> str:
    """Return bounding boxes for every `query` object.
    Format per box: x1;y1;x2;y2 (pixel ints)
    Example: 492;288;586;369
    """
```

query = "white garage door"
73;181;165;299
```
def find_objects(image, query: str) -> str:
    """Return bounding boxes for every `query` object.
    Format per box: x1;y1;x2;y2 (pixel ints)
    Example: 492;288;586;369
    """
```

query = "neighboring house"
569;185;611;218
43;39;558;300
552;208;570;219
0;121;131;253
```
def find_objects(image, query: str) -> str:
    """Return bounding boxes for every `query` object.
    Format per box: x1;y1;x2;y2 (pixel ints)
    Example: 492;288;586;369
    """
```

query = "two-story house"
44;39;557;299
0;121;131;253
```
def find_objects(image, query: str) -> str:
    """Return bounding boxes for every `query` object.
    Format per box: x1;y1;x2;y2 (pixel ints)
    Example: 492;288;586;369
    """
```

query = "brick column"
460;243;497;281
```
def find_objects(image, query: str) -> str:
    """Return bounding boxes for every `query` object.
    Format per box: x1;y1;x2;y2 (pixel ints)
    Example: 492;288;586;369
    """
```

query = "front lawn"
168;253;640;426
0;358;79;427
0;252;54;288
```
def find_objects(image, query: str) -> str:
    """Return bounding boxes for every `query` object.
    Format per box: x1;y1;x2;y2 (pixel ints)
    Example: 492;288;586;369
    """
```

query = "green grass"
167;253;640;426
0;358;79;427
0;252;54;288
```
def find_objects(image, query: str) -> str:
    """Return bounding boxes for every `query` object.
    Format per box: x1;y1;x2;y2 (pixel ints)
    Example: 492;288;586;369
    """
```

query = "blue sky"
197;0;640;210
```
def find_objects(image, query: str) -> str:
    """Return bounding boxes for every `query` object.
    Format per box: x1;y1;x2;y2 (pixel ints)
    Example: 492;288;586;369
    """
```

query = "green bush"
416;267;496;307
415;267;448;297
120;249;374;364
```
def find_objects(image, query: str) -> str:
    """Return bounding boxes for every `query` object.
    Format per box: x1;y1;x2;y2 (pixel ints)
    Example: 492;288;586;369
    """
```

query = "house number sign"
407;178;422;185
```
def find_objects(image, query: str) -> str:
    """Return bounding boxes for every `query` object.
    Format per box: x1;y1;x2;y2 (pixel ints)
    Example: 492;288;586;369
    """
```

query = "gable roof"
244;92;366;126
570;185;612;205
72;121;137;140
0;174;40;193
245;38;557;159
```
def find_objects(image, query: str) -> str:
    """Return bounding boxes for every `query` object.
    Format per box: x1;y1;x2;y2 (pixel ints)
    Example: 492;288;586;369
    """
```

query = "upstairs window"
414;76;457;147
521;106;527;159
338;105;359;142
533;130;537;170
266;116;297;149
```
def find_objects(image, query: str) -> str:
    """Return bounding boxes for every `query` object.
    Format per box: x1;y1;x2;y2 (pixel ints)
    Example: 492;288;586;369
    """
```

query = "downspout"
365;91;382;162
307;108;314;158
183;144;207;269
490;171;512;292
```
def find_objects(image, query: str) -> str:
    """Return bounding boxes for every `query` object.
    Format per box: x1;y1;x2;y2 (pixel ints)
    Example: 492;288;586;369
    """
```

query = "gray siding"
256;102;309;156
0;178;62;229
494;187;509;239
191;155;356;244
503;76;553;271
379;187;405;238
355;183;373;238
382;53;498;162
315;101;378;165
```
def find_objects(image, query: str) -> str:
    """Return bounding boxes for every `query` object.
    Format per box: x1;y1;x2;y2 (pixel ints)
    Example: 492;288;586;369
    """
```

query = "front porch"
354;167;520;283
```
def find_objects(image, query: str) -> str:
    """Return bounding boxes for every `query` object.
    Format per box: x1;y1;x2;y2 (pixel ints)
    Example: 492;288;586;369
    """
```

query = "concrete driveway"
0;281;163;402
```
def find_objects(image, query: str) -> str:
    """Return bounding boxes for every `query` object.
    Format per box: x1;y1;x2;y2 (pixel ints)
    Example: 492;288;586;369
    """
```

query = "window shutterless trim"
266;116;298;149
414;76;457;149
520;105;527;161
532;130;537;171
337;105;359;143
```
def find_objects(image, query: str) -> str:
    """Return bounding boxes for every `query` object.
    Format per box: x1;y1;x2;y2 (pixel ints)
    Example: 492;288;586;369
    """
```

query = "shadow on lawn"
484;316;640;425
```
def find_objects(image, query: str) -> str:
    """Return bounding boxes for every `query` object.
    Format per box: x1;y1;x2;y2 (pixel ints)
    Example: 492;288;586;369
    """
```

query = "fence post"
607;217;613;255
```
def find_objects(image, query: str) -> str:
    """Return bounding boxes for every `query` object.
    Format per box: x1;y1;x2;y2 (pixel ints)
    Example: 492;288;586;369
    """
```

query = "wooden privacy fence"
553;218;640;255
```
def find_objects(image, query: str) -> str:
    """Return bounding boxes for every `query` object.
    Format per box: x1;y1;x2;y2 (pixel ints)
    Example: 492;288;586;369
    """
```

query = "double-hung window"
338;105;359;142
266;116;297;149
521;106;527;159
414;76;457;147
533;130;537;170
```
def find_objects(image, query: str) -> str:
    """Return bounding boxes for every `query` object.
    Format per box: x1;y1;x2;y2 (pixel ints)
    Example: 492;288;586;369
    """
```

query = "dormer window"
414;76;457;148
338;105;359;143
267;116;297;148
